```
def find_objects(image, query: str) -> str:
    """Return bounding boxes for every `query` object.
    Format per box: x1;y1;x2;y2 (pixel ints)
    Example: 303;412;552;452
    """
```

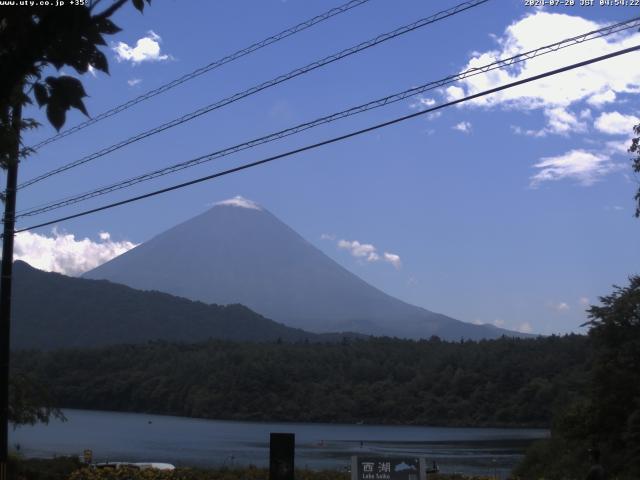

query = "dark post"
269;433;294;480
0;100;21;480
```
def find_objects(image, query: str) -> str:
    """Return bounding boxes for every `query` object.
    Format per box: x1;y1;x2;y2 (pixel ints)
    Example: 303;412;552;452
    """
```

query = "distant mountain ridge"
11;261;345;350
84;199;526;340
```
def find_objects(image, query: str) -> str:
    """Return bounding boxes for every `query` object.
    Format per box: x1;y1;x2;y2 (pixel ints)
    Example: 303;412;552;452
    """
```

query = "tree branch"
95;0;128;20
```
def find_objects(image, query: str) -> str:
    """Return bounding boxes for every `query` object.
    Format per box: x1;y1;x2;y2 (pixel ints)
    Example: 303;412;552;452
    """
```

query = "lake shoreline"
10;457;499;480
50;406;552;430
11;409;548;477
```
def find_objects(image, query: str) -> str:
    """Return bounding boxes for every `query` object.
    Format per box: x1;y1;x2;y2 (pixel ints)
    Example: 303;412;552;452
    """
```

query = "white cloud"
518;322;533;334
214;195;262;210
605;139;631;155
530;149;621;187
127;78;142;87
587;89;616;107
447;12;640;110
453;121;472;133
410;96;437;110
580;109;592;120
594;111;639;135
544;107;587;135
113;30;170;64
511;125;546;138
604;205;625;211
336;239;401;269
445;85;465;101
14;229;137;277
512;107;587;137
579;297;590;306
383;252;401;269
547;302;570;312
493;319;505;328
338;240;379;262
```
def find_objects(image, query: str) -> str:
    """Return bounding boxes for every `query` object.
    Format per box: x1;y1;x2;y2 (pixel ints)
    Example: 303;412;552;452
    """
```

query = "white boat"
93;462;175;471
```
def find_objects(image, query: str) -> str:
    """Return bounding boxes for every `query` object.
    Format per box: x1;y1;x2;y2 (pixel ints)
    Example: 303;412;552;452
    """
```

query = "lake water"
10;409;548;477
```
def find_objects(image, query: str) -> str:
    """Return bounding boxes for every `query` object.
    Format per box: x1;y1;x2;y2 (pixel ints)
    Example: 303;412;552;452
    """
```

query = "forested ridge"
11;261;354;350
13;334;588;428
515;277;640;480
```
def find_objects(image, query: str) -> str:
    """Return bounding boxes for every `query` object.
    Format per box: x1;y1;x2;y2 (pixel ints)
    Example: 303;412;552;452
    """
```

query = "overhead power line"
15;16;640;219
18;0;490;190
12;44;640;235
28;0;373;151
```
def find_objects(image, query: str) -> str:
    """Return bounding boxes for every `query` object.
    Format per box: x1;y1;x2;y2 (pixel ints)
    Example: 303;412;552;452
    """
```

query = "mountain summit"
84;197;522;340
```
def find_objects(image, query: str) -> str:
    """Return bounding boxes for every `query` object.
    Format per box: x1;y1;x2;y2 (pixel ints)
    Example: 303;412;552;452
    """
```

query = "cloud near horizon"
14;229;137;276
547;301;570;313
518;322;533;334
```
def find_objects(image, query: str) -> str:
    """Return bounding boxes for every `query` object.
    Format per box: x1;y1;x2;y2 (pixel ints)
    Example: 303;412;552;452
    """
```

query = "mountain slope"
84;200;525;340
11;261;325;350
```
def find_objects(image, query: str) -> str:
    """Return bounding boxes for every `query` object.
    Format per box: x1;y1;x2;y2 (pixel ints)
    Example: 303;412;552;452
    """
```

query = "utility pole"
0;96;22;480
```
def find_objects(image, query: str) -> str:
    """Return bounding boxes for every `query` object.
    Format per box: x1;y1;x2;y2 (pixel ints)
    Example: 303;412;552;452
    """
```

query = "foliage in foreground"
66;468;492;480
7;455;82;480
8;458;490;480
9;373;65;427
13;334;589;428
1;0;150;435
515;276;640;480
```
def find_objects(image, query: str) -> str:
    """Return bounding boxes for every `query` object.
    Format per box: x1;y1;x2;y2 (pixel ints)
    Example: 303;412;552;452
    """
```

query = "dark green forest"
13;334;589;428
11;277;639;478
11;261;356;350
515;276;640;480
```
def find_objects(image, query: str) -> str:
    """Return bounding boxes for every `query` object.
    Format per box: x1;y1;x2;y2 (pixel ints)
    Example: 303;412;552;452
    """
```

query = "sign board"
351;457;427;480
83;449;93;464
270;433;294;480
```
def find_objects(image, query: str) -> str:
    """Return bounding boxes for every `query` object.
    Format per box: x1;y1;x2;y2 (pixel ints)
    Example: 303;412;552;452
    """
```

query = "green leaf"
86;27;107;46
132;0;145;13
96;18;122;35
46;102;66;131
20;119;41;131
89;50;109;75
44;76;60;89
44;76;89;127
54;76;88;101
33;82;49;107
68;45;93;74
69;97;89;117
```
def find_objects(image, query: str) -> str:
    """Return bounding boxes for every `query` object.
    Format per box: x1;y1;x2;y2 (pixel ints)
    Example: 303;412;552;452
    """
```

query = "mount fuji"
84;197;523;340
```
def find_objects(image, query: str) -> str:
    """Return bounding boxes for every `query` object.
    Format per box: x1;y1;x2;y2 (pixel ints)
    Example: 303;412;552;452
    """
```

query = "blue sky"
8;0;640;335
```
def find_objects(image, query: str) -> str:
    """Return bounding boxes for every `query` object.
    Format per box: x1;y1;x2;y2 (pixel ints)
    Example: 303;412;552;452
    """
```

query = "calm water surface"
11;409;548;477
